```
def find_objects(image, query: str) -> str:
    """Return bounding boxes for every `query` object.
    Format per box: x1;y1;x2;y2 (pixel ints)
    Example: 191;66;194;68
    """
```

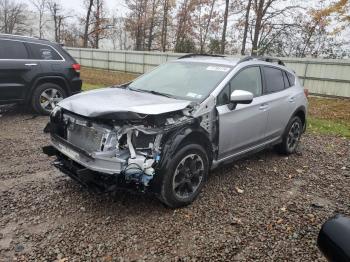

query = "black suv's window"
217;66;262;106
26;43;62;60
263;66;285;93
0;40;28;59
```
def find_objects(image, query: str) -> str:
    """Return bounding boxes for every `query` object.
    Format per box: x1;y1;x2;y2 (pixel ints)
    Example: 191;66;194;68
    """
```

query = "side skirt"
211;137;282;170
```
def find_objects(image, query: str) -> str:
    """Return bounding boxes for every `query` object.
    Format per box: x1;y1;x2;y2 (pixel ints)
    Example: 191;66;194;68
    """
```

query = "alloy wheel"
287;121;301;151
39;88;63;112
172;154;204;199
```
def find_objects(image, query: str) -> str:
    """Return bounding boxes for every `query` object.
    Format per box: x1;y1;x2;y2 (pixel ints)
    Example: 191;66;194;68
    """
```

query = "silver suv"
43;55;308;208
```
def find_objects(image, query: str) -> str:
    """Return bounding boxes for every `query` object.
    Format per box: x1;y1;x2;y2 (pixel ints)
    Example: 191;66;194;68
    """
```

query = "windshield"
128;62;232;101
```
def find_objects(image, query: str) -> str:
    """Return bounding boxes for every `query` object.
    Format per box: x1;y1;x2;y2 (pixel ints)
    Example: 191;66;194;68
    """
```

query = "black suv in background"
0;34;82;114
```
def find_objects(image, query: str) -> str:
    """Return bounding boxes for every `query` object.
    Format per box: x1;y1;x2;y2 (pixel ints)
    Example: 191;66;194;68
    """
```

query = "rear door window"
282;71;290;88
263;66;285;93
26;43;62;60
0;39;28;59
286;72;295;86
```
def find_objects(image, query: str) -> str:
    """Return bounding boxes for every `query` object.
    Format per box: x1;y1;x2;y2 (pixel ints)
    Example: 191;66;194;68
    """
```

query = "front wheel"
276;116;303;155
31;83;66;115
159;144;209;208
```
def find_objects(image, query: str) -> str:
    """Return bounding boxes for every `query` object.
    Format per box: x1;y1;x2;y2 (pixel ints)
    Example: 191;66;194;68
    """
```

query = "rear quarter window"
0;39;28;59
26;43;62;60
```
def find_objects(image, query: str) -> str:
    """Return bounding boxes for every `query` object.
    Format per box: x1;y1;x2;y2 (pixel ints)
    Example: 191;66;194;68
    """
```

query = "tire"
31;83;67;115
275;116;303;155
159;144;209;208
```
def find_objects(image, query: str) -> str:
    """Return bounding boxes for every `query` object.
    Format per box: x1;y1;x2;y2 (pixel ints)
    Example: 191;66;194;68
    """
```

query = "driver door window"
217;66;262;106
230;66;262;97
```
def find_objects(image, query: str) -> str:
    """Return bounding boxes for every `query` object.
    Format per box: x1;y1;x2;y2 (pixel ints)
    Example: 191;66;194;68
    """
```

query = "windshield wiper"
128;88;173;98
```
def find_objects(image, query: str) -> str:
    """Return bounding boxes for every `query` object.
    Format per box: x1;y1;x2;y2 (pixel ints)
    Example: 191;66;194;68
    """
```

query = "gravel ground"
0;105;349;262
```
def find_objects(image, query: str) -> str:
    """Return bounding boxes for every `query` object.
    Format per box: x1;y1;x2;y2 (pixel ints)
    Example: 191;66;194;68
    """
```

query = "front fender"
150;123;212;193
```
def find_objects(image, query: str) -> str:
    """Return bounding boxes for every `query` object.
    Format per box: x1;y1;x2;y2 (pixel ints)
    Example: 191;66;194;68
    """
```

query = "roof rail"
0;33;50;42
238;56;285;66
0;33;38;39
178;53;226;59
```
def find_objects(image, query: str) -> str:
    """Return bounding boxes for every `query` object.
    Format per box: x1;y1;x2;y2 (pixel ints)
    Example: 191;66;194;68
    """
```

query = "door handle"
25;63;38;67
288;97;296;103
259;104;269;110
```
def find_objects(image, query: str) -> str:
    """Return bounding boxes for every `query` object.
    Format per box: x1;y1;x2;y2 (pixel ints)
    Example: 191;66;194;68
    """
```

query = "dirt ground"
0;104;349;262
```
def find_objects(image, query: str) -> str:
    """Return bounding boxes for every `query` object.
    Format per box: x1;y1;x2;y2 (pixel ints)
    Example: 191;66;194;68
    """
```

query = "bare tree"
0;0;28;34
220;0;229;54
174;0;196;51
147;0;160;50
109;15;127;50
83;0;94;47
160;0;171;51
125;0;149;50
89;0;110;48
47;0;69;42
241;0;252;55
30;0;48;38
196;0;217;53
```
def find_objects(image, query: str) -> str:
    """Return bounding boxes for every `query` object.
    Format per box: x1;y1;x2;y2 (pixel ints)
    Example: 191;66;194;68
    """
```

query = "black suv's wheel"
159;144;209;208
32;83;66;115
276;116;303;155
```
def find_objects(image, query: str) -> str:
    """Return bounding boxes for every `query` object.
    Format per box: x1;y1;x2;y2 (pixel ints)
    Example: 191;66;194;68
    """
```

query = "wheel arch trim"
26;76;69;103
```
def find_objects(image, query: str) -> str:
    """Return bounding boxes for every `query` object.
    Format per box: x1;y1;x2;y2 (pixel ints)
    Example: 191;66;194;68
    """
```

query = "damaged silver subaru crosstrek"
43;55;308;208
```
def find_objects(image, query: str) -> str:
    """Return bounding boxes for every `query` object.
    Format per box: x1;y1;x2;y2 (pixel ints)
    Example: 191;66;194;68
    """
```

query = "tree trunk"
53;4;59;42
241;0;252;55
147;0;157;51
95;0;100;49
160;0;169;52
251;0;264;56
220;0;229;54
174;0;189;49
83;0;94;48
200;0;216;54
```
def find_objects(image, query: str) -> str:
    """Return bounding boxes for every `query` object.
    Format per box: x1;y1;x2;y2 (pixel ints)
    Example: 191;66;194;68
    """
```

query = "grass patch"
81;67;138;86
307;96;350;138
307;117;350;138
308;96;350;122
82;82;106;91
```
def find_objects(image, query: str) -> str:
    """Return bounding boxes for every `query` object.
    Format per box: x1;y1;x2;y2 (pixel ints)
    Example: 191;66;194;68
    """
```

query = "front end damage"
43;100;215;194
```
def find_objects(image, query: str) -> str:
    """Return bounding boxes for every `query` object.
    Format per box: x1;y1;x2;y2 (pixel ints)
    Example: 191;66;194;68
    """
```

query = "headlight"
101;131;118;151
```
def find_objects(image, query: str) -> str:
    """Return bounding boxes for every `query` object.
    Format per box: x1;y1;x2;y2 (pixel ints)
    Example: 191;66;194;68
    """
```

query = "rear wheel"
159;144;209;208
276;116;303;155
31;83;66;115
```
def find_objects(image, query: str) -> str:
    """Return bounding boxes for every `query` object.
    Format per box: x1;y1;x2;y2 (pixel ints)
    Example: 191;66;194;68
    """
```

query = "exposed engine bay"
43;92;217;194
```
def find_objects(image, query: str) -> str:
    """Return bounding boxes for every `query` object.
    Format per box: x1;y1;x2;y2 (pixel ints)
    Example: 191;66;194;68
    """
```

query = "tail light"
72;63;81;73
304;88;309;98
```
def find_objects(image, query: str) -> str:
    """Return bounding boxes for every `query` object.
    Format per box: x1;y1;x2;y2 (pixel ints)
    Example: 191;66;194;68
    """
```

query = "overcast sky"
51;0;127;16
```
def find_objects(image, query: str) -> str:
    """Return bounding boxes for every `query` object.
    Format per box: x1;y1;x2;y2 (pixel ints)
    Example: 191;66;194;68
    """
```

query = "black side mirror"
318;215;350;261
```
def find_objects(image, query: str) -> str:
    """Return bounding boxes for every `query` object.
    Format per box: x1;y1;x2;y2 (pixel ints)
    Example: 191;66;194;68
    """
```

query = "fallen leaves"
235;187;244;194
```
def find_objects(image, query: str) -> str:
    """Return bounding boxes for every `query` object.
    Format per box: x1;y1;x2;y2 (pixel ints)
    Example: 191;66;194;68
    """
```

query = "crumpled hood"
58;87;192;117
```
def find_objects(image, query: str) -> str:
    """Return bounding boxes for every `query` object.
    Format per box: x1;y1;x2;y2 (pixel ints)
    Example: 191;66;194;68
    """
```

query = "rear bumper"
69;77;82;95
